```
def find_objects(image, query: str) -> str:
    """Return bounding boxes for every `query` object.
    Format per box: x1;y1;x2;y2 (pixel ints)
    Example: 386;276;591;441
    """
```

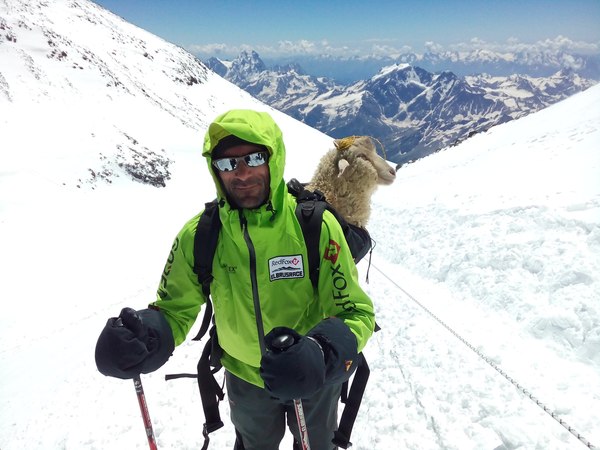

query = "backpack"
166;178;376;450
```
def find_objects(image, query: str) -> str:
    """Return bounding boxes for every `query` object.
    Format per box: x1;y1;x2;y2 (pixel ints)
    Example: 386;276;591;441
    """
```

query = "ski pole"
271;334;312;450
133;374;158;450
115;314;159;450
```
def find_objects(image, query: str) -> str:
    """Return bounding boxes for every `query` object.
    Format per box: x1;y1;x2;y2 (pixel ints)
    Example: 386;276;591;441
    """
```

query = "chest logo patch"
269;254;304;281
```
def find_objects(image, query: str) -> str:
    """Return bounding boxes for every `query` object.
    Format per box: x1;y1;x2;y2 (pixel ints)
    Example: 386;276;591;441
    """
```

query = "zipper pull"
239;210;247;231
266;201;276;221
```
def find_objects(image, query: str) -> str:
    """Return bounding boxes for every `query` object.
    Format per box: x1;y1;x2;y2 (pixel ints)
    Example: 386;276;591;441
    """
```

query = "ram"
307;136;396;228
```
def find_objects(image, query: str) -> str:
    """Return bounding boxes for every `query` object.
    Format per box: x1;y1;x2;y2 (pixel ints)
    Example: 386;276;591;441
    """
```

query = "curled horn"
334;136;358;151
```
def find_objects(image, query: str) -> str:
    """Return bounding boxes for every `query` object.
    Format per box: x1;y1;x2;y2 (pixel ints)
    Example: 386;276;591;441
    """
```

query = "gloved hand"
95;307;175;379
260;327;325;400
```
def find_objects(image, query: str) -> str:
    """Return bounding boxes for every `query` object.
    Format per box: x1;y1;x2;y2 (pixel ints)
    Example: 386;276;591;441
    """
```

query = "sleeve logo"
324;239;341;264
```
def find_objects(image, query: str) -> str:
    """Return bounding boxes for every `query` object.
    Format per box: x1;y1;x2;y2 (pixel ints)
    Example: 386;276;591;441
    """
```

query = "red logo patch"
324;239;341;264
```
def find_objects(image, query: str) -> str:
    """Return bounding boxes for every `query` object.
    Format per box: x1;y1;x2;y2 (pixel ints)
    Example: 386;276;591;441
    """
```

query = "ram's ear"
338;158;350;177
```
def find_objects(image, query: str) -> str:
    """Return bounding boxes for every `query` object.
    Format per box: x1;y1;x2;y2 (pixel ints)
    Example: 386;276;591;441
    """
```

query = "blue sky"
92;0;600;58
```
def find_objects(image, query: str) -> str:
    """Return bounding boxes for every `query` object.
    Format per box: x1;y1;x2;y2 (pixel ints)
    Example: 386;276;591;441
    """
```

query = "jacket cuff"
138;308;175;374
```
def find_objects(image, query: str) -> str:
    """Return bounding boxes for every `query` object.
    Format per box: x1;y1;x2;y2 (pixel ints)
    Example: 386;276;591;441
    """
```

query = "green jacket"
151;109;375;387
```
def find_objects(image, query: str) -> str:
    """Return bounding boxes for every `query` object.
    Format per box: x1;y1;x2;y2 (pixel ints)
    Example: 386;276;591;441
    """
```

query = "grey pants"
225;371;341;450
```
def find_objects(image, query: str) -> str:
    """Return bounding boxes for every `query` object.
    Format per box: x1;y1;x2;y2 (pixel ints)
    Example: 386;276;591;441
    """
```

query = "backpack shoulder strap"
332;352;370;449
288;178;374;283
192;199;222;341
288;179;326;289
197;328;224;449
194;199;221;295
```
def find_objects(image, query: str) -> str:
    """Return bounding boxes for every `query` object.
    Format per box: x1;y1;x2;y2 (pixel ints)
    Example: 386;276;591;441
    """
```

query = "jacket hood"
202;109;286;212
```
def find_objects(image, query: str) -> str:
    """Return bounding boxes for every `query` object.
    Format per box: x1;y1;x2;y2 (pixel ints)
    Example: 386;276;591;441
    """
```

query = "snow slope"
1;1;599;449
1;84;598;450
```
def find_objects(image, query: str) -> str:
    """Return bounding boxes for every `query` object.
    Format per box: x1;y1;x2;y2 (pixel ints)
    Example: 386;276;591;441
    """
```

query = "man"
95;109;375;450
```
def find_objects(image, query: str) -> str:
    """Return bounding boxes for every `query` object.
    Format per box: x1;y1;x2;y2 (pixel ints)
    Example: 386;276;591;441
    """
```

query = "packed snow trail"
367;262;598;449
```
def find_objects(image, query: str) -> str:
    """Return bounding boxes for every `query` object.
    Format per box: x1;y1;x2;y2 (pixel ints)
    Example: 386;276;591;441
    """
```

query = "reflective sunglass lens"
213;151;268;172
214;159;236;171
245;152;267;167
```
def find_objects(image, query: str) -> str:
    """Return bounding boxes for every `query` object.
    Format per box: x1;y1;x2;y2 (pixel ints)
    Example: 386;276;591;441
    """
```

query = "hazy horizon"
91;0;600;61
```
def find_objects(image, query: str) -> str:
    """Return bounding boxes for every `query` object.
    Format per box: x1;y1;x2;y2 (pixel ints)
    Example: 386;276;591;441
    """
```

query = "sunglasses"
212;151;269;172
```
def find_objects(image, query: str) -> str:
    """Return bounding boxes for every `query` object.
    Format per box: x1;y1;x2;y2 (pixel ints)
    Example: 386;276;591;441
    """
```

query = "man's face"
214;144;270;209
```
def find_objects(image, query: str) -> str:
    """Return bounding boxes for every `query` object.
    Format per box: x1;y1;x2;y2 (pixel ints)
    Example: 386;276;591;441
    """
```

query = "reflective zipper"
240;212;266;356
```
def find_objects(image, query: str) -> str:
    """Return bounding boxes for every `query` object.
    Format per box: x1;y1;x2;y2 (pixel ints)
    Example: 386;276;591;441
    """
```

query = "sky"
1;1;600;449
90;0;600;59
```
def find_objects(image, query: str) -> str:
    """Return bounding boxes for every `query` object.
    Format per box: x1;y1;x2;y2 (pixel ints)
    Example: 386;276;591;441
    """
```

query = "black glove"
306;317;359;386
95;307;175;379
260;327;326;400
260;317;360;400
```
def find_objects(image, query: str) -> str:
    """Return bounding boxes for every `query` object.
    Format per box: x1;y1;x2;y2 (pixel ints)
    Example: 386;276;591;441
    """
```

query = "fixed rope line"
371;263;596;450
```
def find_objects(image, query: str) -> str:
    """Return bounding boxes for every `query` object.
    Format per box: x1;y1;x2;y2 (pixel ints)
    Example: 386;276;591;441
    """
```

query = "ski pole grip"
114;308;145;338
271;334;294;351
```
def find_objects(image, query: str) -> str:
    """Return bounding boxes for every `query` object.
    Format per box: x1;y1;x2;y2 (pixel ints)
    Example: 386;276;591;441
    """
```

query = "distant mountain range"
206;51;597;164
257;48;600;84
